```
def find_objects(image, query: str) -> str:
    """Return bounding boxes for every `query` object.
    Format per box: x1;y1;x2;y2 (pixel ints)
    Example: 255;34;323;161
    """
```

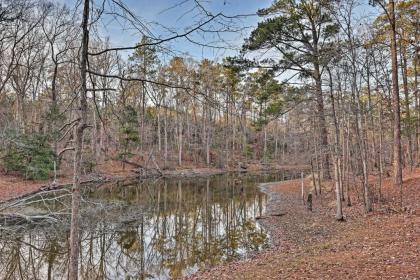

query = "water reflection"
0;172;297;279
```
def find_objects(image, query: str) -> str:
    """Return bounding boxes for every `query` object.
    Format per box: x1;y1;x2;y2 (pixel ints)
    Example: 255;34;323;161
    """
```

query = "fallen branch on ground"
256;212;287;220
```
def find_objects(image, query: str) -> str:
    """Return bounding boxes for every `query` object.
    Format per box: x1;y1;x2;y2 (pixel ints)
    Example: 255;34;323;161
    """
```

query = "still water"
0;171;298;279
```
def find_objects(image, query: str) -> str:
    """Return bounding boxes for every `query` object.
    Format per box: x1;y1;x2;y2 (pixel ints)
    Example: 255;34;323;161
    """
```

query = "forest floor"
187;168;420;280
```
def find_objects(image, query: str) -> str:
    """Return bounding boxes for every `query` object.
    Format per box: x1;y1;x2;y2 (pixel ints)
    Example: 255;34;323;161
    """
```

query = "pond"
0;171;299;279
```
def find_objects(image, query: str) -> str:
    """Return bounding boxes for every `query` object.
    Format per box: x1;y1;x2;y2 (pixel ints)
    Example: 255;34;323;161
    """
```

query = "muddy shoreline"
186;171;420;279
185;178;311;279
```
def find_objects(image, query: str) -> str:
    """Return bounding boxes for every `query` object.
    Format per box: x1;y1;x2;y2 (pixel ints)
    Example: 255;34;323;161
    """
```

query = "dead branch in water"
0;213;60;226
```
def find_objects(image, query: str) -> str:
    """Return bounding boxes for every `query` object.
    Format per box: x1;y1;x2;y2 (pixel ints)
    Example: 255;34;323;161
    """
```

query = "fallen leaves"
186;169;420;280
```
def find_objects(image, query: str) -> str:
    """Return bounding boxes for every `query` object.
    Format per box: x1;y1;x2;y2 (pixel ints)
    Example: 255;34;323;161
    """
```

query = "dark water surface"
0;171;299;279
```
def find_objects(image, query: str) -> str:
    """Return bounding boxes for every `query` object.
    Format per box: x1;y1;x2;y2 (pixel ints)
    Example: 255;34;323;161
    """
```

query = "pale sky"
58;0;379;62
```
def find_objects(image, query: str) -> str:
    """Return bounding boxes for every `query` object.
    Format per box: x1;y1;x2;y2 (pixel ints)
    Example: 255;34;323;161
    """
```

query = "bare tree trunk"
93;104;99;162
327;68;343;220
366;52;379;174
206;127;210;166
164;106;168;167
301;172;305;205
51;61;59;162
316;145;322;195
314;71;330;180
202;107;207;164
345;117;351;206
389;0;403;190
351;44;371;212
203;106;211;166
157;106;161;152
415;53;419;166
99;118;105;161
378;95;384;201
414;4;420;167
69;0;89;278
263;128;267;163
310;159;317;194
138;84;143;151
274;122;278;159
358;100;371;212
178;112;182;166
400;43;413;168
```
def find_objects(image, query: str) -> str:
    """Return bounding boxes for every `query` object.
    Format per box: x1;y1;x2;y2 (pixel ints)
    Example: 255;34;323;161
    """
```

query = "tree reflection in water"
0;172;297;279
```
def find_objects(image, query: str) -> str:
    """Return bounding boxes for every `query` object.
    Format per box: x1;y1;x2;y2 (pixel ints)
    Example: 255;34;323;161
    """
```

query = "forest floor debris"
186;168;420;280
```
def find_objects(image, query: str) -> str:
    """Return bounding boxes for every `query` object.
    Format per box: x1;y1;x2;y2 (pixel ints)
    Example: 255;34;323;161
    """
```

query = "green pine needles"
2;132;55;180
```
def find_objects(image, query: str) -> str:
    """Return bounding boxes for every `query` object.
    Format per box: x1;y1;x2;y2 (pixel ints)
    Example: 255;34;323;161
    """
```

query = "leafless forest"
0;0;418;279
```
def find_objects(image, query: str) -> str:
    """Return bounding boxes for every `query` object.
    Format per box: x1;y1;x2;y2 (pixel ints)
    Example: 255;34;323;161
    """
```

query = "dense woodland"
0;0;418;278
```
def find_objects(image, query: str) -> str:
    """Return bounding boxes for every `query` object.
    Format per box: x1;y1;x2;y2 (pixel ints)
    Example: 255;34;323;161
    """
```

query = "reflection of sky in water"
0;172;297;279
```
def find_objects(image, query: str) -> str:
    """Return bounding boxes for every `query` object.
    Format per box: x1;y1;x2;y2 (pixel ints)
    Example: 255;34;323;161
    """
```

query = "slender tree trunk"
310;159;317;193
345;116;351;206
378;95;384;201
51;62;59;160
178;112;182;166
350;41;371;212
315;139;322;195
164;106;168;167
274;121;278;159
415;2;420;166
414;51;419;166
389;0;403;189
327;68;343;220
99;118;105;160
400;44;413;168
157;106;161;152
69;0;89;278
206;126;210;166
203;106;207;164
313;68;330;180
263;128;267;163
93;104;99;162
366;52;379;173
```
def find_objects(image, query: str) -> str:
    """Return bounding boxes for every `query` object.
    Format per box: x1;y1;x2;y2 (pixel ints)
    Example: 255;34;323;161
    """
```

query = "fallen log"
256;212;287;220
120;159;144;168
0;213;59;226
0;176;108;207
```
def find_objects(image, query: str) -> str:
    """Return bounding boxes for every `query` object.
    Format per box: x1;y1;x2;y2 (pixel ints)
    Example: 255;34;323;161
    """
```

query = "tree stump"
307;193;313;211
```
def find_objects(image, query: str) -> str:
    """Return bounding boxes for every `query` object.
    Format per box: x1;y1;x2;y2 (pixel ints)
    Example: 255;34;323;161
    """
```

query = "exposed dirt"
0;174;49;202
186;169;420;280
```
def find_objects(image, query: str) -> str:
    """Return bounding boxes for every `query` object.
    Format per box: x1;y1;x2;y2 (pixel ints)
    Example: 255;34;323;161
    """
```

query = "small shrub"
2;133;55;180
119;105;139;160
244;145;253;158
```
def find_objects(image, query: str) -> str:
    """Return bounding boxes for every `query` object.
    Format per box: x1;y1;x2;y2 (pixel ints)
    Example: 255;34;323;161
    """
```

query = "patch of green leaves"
2;132;55;180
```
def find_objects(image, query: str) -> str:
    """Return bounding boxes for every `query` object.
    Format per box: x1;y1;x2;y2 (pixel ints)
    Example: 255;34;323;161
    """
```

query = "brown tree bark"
389;0;403;189
400;41;413;168
68;0;89;278
314;64;331;180
327;68;343;220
